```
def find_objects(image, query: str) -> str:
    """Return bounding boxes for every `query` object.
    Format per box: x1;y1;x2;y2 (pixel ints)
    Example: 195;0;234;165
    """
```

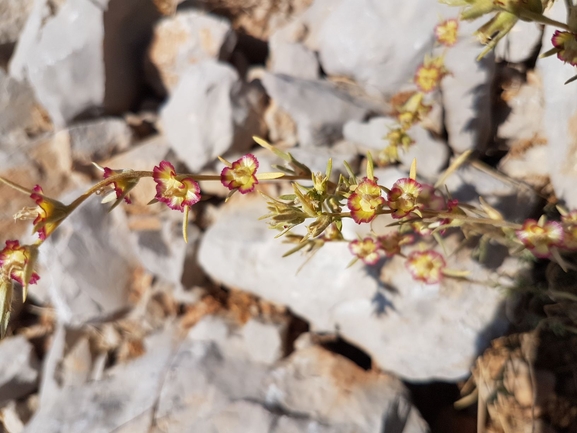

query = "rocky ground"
0;0;576;432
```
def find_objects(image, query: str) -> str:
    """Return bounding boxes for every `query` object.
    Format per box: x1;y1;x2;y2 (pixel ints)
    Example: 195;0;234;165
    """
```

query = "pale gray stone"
35;187;138;326
68;117;132;162
10;0;159;126
0;336;39;405
262;72;371;147
268;24;319;79
148;10;237;92
161;60;265;171
314;0;447;98
538;0;577;209
441;19;495;154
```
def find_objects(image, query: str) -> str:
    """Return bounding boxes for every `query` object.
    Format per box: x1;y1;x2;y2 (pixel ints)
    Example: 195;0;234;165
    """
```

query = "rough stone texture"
343;117;449;180
0;0;35;45
160;60;265;171
27;323;427;432
313;0;447;98
10;0;159;126
494;19;542;64
35;188;138;326
0;68;46;149
188;315;286;365
538;0;577;209
441;19;495;154
268;24;319;79
148;10;237;93
262;72;371;147
68;117;132;163
198;162;538;380
0;336;39;405
499;144;549;187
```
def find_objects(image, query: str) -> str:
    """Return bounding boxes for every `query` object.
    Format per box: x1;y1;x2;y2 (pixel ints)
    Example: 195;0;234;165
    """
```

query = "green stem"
518;10;570;30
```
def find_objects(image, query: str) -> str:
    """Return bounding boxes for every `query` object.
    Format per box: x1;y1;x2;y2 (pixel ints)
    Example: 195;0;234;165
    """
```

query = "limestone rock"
160;60;265;172
0;0;35;45
68;117;132;163
261;72;371;147
0;336;39;405
148;10;237;93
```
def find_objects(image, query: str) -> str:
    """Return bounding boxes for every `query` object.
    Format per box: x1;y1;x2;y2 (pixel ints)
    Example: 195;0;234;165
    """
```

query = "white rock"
67;117;132;163
0;69;41;149
494;20;542;64
499;144;549;186
538;0;577;209
0;336;39;404
198;167;533;380
268;24;319;79
343;117;449;180
441;20;496;154
262;72;371;147
35;188;138;326
148;10;237;92
25;327;180;433
188;315;286;365
160;60;265;171
0;0;35;44
313;0;448;98
10;0;160;126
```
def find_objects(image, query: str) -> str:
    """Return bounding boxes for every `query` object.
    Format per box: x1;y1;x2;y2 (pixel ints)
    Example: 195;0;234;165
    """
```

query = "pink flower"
221;154;259;194
515;219;563;258
153;161;201;212
377;232;414;257
551;31;577;66
102;167;139;209
435;19;459;47
29;186;69;241
348;178;385;224
387;178;423;219
0;240;39;300
349;238;380;265
405;250;446;284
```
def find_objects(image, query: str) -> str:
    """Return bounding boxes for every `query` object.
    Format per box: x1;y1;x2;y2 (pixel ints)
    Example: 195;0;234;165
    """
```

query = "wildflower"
347;178;386;224
405;250;446;284
414;56;448;93
153;161;201;211
349;238;380;265
387;178;423;219
220;154;259;194
550;31;577;66
396;93;432;129
378;232;413;257
101;167;139;210
28;186;69;241
435;18;459;47
386;128;414;150
0;240;39;302
417;184;446;212
515;218;564;258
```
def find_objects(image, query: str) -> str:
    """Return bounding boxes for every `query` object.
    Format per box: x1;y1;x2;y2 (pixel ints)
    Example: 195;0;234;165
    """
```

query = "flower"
386;128;414;150
387;178;423;219
551;31;577;66
435;18;459;46
153;161;201;211
29;186;70;241
220;154;259;194
102;167;139;209
515;219;564;258
378;232;413;257
414;57;448;93
0;240;39;302
349;238;380;265
395;92;432;129
347;178;385;224
405;250;446;284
